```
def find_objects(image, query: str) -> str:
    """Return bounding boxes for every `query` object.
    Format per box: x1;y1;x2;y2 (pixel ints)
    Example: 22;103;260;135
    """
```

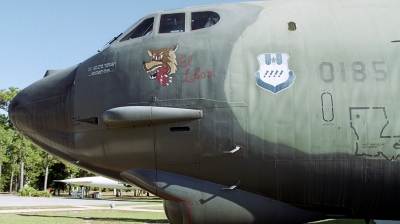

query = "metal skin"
8;0;400;223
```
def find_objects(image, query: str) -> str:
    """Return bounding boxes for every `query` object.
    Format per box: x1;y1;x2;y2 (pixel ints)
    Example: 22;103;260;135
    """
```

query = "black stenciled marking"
352;62;366;82
372;61;387;81
319;61;388;82
349;107;370;120
350;122;360;141
375;151;400;161
372;107;391;138
320;62;335;83
354;142;374;158
321;92;334;122
372;107;388;119
350;106;400;161
380;121;391;139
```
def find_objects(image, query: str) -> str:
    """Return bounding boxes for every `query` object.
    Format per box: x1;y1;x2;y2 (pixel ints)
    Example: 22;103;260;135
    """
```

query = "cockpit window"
121;17;154;41
191;12;220;30
159;13;185;33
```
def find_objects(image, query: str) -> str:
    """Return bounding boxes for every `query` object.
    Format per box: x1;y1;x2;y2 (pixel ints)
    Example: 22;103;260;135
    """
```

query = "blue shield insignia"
254;53;296;94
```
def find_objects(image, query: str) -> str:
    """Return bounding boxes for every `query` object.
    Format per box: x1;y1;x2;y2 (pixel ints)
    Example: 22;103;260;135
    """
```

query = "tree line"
0;87;93;193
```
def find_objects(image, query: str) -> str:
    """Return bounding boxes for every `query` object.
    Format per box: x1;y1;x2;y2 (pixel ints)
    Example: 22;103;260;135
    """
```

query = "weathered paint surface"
9;0;400;223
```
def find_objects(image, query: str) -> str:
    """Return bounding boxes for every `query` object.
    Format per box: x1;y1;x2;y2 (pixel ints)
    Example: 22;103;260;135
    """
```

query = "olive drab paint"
9;1;400;223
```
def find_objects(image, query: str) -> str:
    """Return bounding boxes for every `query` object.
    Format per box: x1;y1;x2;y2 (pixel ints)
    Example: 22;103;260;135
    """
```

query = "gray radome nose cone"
7;65;79;162
8;65;78;134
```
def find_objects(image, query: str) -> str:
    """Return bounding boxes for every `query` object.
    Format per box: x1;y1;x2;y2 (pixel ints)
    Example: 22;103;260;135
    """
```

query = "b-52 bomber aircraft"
8;0;400;223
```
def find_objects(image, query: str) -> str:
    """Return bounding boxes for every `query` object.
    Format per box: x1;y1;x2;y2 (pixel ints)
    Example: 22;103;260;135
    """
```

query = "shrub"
18;186;52;197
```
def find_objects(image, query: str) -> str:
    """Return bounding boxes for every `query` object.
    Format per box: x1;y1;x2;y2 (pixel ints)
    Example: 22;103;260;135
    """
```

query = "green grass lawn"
0;209;375;224
0;210;169;224
0;193;375;224
0;205;74;210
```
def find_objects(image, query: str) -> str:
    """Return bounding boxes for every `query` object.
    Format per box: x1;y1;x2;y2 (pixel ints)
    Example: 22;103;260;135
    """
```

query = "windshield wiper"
98;33;123;52
109;33;123;45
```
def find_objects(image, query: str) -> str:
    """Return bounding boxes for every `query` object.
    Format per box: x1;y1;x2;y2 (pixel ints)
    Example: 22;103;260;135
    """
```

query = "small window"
159;13;185;33
191;12;220;31
122;17;154;41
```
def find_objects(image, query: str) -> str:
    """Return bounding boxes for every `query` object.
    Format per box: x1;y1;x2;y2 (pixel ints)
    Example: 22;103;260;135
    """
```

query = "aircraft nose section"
9;65;78;159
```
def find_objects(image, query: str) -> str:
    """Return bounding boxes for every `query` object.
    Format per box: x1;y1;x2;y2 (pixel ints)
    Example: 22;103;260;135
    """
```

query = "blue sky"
0;0;252;92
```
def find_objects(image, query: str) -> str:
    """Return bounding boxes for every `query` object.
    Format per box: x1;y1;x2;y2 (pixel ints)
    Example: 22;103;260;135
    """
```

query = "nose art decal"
143;44;179;86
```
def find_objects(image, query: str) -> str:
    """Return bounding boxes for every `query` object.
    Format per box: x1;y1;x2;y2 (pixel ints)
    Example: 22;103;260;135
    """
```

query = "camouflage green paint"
9;1;400;223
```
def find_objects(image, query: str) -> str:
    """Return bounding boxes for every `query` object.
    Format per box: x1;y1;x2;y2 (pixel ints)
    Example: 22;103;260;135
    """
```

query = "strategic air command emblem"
254;53;296;94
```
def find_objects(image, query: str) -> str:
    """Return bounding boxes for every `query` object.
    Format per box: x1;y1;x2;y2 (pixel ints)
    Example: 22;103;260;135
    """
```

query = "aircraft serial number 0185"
320;61;388;82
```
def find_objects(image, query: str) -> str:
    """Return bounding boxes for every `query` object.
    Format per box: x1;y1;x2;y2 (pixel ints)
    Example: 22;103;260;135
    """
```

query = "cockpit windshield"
107;10;220;47
159;13;185;33
121;17;154;41
191;11;220;30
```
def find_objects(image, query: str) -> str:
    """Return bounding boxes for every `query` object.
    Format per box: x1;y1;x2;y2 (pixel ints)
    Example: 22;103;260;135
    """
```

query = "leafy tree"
0;87;46;192
43;153;53;191
0;87;19;113
0;88;19;192
0;124;12;190
48;162;69;195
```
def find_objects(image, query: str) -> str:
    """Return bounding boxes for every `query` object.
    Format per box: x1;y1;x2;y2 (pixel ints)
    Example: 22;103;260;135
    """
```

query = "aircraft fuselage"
9;1;400;223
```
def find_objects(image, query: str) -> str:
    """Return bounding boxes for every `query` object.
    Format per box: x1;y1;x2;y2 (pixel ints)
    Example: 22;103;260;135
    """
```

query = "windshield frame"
118;14;158;42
